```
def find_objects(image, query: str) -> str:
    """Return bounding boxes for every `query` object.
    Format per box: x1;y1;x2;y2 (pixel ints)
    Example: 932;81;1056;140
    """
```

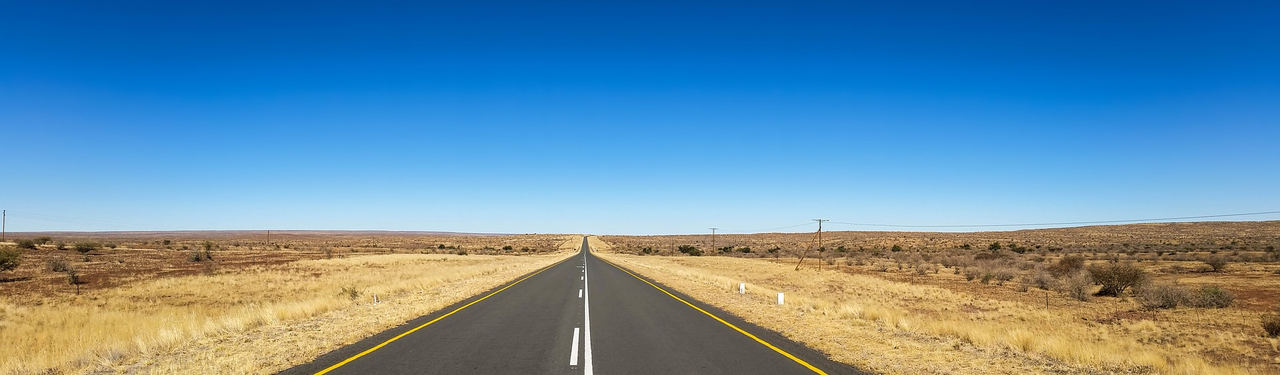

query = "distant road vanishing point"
280;236;865;375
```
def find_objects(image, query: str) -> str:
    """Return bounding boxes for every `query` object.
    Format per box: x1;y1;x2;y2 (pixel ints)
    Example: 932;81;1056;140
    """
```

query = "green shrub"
66;266;82;294
73;242;99;253
1048;255;1085;277
192;241;214;260
34;236;52;245
502;245;513;251
1203;256;1228;272
1263;314;1280;337
677;245;702;256
1089;262;1146;296
890;244;903;252
16;239;37;250
988;242;1002;251
0;246;21;272
47;258;69;273
1188;286;1234;308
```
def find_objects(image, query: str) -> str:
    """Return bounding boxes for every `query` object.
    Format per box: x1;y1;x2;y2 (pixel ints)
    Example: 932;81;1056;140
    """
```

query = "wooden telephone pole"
795;219;827;270
709;228;718;252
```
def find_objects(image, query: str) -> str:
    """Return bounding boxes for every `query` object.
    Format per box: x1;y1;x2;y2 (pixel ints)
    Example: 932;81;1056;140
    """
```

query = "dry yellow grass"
586;235;613;252
595;251;1273;374
1;251;571;375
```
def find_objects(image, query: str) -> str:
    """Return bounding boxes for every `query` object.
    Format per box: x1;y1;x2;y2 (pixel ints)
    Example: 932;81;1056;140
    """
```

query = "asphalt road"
281;237;866;375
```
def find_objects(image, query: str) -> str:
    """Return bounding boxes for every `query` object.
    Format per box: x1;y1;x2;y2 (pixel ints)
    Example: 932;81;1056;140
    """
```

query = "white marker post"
738;283;745;294
777;292;785;305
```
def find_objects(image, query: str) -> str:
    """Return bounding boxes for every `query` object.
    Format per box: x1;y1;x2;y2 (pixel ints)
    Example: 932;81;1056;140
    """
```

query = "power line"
827;210;1280;229
722;222;814;234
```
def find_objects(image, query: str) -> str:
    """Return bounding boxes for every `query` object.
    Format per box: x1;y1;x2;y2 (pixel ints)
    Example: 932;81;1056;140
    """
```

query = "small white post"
738;282;745;294
373;293;379;305
777;292;785;305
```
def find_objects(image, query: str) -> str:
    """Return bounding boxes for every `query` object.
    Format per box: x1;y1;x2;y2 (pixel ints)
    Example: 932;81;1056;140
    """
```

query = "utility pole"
2;210;5;242
814;219;827;270
267;230;271;247
815;219;826;249
795;219;827;271
709;228;718;252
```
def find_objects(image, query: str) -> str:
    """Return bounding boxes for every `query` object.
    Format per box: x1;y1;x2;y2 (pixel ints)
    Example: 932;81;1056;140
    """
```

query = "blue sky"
2;1;1278;234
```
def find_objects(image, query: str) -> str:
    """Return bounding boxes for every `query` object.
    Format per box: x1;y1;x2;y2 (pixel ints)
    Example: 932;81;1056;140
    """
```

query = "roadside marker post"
777;292;785;305
738;283;745;294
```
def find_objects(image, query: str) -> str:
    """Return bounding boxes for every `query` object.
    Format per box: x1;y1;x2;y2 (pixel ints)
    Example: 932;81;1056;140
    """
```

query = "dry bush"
1264;314;1280;337
46;258;69;273
1203;256;1228;272
1048;255;1085;277
1088;262;1146;296
1136;282;1189;309
1060;270;1092;301
339;286;362;300
1030;271;1056;290
993;269;1015;285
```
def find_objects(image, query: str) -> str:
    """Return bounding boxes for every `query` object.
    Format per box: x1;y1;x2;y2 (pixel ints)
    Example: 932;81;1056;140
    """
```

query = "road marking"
312;257;571;375
569;327;580;366
578;288;583;298
583;246;594;375
598;258;828;375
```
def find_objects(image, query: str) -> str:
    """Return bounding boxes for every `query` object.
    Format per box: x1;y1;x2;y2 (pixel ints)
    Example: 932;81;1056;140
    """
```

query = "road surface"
281;237;865;375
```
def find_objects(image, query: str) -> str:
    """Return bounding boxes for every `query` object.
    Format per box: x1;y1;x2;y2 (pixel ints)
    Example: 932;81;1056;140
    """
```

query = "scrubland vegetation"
0;232;576;375
601;221;1280;374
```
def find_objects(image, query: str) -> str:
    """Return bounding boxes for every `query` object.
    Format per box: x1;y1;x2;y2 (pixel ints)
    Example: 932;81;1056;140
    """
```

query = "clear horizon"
3;2;1278;234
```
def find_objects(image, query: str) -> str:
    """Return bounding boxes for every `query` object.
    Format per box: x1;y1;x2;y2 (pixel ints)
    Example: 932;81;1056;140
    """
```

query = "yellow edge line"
598;257;829;375
313;256;573;375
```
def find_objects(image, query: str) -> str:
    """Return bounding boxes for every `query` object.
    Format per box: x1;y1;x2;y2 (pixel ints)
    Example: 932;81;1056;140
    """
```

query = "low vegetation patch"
0;252;570;374
0;246;21;273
